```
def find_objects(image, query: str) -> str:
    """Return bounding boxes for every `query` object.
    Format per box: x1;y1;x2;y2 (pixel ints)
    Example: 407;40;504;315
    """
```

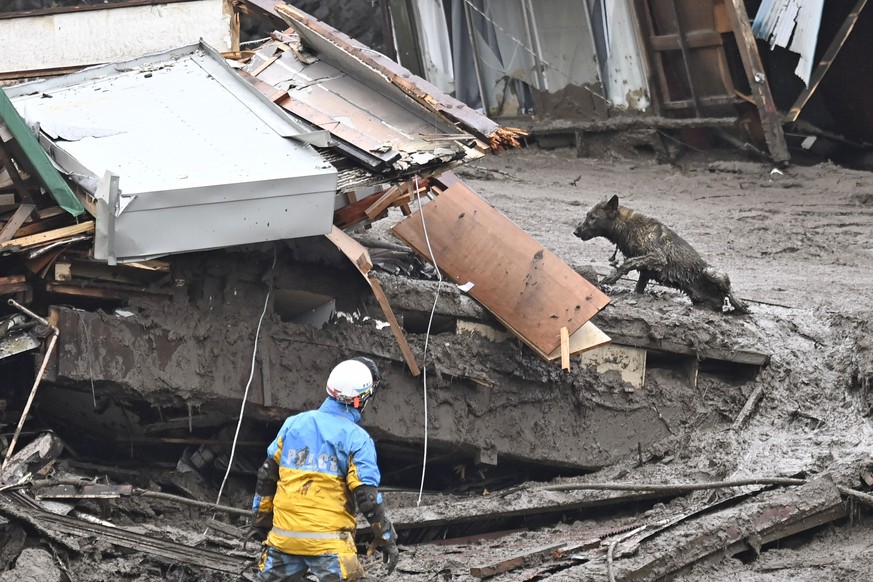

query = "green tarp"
0;88;84;217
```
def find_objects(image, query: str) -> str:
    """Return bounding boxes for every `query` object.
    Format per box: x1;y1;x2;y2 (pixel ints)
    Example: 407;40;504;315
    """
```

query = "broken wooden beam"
0;221;94;253
325;226;420;376
364;185;403;220
0;274;28;297
333;190;385;229
724;0;790;165
733;384;765;429
471;542;567;578
564;477;846;580
45;282;172;302
785;0;868;123
0;203;35;242
0;491;247;573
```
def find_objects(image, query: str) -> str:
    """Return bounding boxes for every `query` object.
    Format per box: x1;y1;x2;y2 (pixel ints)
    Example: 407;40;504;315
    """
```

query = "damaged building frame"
377;0;873;166
2;2;869;581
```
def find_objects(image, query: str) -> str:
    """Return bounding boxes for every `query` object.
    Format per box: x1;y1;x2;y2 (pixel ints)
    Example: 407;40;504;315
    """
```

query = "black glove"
355;484;399;574
367;520;399;574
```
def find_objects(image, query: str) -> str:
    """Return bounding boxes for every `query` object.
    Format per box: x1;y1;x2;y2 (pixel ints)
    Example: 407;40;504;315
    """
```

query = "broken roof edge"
270;3;504;144
4;40;332;148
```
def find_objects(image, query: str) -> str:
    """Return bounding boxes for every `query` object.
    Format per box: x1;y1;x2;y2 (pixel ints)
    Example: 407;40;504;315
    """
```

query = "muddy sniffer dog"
574;195;749;314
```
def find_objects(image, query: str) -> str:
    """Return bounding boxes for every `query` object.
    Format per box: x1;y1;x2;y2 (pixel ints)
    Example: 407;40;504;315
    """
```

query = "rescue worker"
251;357;399;581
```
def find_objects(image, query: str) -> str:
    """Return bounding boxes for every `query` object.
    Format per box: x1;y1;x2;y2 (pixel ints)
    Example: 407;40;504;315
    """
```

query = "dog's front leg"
601;253;666;286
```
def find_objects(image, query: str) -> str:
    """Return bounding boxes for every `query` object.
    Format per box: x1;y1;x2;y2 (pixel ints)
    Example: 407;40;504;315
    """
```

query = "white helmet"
325;358;380;409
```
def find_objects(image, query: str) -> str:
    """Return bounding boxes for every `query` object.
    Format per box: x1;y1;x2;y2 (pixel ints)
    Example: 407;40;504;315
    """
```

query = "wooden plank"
251;53;281;77
0;281;31;296
333;190;385;229
0;203;35;242
785;0;868;123
560;327;570;371
324;226;420;376
0;274;28;297
470;542;566;578
0;221;94;251
0;140;34;206
609;479;845;580
364;185;403;220
725;0;790;164
547;321;612;361
13;213;71;238
325;226;372;273
368;274;420;377
45;282;171;301
391;182;610;356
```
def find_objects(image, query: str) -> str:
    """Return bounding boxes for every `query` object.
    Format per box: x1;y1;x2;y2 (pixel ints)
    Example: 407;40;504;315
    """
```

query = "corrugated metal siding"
752;0;824;85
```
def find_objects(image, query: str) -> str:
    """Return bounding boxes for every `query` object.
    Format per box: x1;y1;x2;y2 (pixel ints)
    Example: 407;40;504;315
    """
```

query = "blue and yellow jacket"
252;398;380;556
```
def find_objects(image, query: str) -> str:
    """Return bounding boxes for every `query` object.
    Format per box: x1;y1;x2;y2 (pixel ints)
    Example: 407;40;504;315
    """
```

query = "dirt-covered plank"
553;478;846;581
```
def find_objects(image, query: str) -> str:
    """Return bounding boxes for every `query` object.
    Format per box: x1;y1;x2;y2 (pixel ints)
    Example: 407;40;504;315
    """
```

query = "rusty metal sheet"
246;40;468;171
273;3;502;142
391;181;609;357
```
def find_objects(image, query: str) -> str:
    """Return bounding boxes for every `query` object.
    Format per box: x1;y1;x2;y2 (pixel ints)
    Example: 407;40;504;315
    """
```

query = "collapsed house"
1;1;871;581
331;0;873;167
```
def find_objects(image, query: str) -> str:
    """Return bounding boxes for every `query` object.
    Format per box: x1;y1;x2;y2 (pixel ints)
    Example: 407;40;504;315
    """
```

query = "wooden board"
391;182;610;356
0;221;94;251
0;203;35;242
325;226;420;376
546;320;612;361
725;0;790;164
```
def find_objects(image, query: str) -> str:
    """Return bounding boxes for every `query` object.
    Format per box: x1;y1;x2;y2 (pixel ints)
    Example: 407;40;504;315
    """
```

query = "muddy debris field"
1;144;873;582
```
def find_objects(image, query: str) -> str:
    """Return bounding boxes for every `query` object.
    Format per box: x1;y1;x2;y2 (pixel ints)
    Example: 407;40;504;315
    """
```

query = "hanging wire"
215;248;277;507
415;176;443;506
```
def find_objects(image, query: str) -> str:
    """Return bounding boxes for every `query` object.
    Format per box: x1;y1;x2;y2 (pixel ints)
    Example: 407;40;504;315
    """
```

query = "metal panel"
752;0;824;84
600;0;651;111
7;43;337;263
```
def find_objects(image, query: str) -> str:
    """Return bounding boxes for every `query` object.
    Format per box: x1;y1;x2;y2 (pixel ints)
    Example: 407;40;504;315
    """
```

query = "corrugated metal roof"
5;42;338;263
752;0;824;85
243;35;477;174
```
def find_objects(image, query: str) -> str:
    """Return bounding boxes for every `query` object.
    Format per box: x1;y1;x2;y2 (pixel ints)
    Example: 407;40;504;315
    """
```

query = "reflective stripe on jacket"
254;397;380;556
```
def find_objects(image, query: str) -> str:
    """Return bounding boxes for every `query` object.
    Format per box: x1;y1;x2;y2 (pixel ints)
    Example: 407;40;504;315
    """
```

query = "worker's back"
265;398;381;556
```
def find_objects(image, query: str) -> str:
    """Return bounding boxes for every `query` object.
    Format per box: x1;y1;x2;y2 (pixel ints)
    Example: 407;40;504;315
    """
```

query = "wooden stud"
785;0;868;123
560;326;570;371
0;203;36;242
364;185;403;220
325;226;420;376
0;221;94;251
724;0;790;164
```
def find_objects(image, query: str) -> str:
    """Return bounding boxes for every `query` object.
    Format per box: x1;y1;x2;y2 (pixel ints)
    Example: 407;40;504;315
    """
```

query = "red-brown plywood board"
391;182;610;355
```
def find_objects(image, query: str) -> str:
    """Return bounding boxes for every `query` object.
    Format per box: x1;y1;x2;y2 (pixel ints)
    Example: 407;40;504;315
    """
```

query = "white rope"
415;176;443;506
214;249;276;507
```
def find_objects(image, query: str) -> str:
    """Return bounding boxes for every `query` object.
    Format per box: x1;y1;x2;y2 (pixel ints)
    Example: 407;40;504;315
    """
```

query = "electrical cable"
415;176;443;506
214;248;276;508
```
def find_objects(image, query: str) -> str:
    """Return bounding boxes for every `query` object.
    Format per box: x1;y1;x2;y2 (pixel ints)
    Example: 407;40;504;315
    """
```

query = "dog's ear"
607;195;619;211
